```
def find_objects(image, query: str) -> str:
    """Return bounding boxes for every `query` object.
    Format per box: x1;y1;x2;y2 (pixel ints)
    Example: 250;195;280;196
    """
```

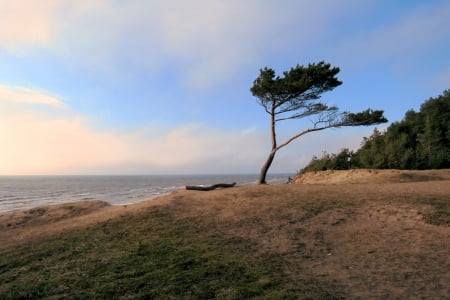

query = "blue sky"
0;0;449;175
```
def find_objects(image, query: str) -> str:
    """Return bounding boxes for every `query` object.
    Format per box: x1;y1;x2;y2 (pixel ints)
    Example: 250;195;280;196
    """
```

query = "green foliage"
357;90;450;169
301;149;357;173
344;109;388;126
250;62;342;121
300;90;450;172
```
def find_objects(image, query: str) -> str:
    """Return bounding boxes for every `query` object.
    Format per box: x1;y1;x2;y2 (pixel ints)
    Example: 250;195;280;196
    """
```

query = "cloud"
0;113;266;175
0;0;369;89
0;0;98;53
120;124;268;174
87;0;369;89
0;85;267;174
49;0;289;88
0;1;54;51
0;111;127;175
0;0;389;175
0;85;65;108
0;85;374;175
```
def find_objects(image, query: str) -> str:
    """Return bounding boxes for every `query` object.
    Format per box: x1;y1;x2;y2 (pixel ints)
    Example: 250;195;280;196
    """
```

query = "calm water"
0;174;291;214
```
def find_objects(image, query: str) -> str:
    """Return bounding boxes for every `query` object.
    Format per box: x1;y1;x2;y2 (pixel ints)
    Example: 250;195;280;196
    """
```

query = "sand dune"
295;168;450;184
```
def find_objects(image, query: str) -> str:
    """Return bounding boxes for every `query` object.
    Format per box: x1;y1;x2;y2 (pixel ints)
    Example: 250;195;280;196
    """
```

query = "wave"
0;174;293;214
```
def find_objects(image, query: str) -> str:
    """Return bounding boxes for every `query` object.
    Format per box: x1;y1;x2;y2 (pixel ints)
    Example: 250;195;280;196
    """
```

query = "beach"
0;174;290;214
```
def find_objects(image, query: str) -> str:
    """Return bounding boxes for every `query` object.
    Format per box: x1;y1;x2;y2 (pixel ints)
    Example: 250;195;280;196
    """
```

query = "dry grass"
1;169;449;298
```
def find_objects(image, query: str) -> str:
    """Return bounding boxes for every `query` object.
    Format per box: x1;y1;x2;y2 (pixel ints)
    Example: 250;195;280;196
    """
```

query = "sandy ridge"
295;169;450;184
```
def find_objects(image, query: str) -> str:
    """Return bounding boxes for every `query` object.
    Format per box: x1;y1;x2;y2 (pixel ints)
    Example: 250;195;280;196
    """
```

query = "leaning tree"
250;61;388;184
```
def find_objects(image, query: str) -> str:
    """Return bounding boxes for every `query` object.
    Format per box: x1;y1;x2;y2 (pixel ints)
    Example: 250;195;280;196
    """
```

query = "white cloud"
0;112;267;175
0;85;267;174
122;124;267;174
0;0;369;88
0;85;65;108
106;0;369;89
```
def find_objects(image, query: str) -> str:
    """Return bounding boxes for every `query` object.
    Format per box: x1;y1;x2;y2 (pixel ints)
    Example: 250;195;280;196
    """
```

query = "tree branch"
275;104;338;122
275;123;337;152
274;109;387;152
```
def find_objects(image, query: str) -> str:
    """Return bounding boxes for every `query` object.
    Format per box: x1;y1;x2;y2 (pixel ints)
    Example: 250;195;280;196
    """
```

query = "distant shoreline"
0;173;292;215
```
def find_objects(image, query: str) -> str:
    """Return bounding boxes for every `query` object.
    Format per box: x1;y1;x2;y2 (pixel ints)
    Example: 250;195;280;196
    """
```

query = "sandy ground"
295;168;450;184
1;169;449;298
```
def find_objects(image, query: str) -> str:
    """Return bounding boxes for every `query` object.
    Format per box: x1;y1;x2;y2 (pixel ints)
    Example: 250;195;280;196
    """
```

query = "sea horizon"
0;173;293;215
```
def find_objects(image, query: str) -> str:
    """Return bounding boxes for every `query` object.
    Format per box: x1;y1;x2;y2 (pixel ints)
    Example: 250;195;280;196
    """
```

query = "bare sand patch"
295;168;450;184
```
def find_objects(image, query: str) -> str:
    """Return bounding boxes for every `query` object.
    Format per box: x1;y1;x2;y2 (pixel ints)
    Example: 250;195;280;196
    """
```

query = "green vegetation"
0;209;285;299
0;202;348;299
301;90;450;173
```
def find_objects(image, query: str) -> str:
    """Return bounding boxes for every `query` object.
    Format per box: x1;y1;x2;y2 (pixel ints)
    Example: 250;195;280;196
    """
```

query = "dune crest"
295;169;450;184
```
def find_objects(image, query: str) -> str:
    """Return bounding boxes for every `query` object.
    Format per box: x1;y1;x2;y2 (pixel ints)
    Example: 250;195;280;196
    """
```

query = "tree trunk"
258;150;276;184
259;107;277;184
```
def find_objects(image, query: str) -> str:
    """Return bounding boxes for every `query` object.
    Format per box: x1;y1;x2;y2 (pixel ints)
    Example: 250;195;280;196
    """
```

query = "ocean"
0;174;291;215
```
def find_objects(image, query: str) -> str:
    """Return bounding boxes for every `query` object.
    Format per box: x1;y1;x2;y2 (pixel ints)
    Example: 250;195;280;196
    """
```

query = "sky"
0;0;449;175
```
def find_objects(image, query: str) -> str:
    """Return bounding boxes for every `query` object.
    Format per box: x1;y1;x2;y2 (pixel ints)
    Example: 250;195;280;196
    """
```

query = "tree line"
300;90;450;173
